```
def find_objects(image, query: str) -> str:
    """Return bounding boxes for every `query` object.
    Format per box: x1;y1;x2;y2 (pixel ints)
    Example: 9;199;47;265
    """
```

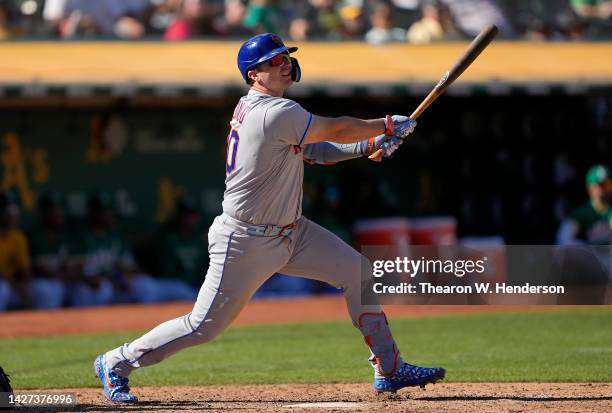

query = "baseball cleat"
373;362;445;393
94;355;138;403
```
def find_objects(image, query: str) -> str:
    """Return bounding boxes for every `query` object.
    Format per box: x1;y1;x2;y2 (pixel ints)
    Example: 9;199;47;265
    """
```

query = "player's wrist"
360;135;389;156
359;137;378;156
382;115;394;136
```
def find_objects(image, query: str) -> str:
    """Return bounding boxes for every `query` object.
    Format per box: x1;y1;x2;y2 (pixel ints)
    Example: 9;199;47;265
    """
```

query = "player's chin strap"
290;57;301;82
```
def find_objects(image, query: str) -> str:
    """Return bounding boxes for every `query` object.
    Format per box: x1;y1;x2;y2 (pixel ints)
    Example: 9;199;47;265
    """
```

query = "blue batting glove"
384;115;417;139
380;136;403;157
372;135;403;158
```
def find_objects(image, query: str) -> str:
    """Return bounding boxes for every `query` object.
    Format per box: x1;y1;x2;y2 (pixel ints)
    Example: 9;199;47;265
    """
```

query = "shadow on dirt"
416;395;612;402
11;400;224;412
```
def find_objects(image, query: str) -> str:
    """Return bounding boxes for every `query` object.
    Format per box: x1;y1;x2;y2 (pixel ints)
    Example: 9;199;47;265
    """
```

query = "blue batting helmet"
237;33;300;84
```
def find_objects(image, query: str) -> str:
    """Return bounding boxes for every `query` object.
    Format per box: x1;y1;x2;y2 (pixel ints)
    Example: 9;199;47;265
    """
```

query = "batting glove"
380;136;403;157
360;134;403;159
383;115;417;139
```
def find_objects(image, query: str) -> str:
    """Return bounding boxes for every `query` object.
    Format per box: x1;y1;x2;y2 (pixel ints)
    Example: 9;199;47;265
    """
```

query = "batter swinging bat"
370;24;499;161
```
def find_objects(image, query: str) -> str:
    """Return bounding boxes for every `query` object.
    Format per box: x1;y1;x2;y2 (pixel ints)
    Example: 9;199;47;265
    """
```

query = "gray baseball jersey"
223;90;313;226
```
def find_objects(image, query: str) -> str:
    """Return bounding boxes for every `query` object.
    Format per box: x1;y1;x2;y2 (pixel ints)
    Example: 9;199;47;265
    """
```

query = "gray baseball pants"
106;213;403;377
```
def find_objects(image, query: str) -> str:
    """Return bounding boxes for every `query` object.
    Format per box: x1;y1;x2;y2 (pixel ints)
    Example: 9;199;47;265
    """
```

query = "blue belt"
246;223;294;237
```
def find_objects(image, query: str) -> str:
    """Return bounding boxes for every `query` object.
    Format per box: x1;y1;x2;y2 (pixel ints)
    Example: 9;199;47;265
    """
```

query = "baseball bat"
369;24;498;161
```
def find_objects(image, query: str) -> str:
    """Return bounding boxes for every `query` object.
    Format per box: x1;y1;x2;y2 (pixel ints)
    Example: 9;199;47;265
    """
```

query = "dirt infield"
0;295;580;338
15;383;612;412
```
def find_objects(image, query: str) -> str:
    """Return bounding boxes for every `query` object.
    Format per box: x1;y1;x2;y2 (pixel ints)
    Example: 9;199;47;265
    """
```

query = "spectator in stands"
571;0;612;19
147;0;183;35
164;0;219;40
68;192;116;306
0;192;28;310
243;0;285;36
440;0;515;37
213;0;252;37
289;0;357;41
557;165;612;245
28;192;73;308
407;0;462;43
154;196;203;300
570;0;612;38
42;0;64;36
390;0;424;29
0;0;14;39
43;0;153;39
0;192;64;311
556;9;586;40
73;192;158;305
338;3;366;40
512;0;584;41
365;0;406;44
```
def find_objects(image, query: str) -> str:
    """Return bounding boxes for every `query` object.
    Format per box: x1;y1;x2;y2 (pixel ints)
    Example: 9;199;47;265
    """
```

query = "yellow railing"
1;41;611;85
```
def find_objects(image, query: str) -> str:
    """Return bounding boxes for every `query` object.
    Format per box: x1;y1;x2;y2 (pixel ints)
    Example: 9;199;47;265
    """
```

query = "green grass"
2;308;611;389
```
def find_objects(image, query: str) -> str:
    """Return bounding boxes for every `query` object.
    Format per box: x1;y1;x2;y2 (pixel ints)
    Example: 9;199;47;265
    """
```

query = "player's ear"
247;69;258;84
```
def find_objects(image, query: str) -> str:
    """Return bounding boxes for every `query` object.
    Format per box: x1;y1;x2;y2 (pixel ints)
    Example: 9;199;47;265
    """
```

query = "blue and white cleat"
373;362;445;393
94;355;138;403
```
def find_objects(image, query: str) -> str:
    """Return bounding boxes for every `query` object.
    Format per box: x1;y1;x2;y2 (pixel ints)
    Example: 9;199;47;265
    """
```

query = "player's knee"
326;253;371;294
185;313;224;343
192;329;221;344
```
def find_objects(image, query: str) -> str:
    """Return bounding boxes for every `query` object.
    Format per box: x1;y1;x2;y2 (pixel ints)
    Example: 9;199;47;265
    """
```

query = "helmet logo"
270;34;283;47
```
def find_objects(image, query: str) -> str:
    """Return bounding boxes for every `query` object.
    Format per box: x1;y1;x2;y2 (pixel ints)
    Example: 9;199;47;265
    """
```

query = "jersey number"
226;129;240;174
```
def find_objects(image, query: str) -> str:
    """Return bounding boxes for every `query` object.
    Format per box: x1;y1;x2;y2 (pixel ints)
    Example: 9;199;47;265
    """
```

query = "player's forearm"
302;141;363;164
324;117;385;144
304;114;391;145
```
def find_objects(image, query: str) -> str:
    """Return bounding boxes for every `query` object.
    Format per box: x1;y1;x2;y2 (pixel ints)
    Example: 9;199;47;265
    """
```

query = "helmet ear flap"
290;57;301;82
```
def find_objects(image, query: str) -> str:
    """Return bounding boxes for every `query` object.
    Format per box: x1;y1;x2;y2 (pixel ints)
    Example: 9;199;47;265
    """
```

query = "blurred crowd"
0;190;205;311
1;0;612;42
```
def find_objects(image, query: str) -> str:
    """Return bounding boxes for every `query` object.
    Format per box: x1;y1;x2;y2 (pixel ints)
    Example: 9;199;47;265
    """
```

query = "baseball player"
94;33;445;403
557;164;612;245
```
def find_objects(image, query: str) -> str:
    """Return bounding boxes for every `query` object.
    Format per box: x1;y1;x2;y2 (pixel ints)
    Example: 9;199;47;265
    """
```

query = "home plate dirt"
36;383;611;413
284;402;365;409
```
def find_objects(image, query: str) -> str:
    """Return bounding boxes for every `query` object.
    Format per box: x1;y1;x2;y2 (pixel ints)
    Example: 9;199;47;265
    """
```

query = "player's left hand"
372;134;403;159
384;115;417;139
